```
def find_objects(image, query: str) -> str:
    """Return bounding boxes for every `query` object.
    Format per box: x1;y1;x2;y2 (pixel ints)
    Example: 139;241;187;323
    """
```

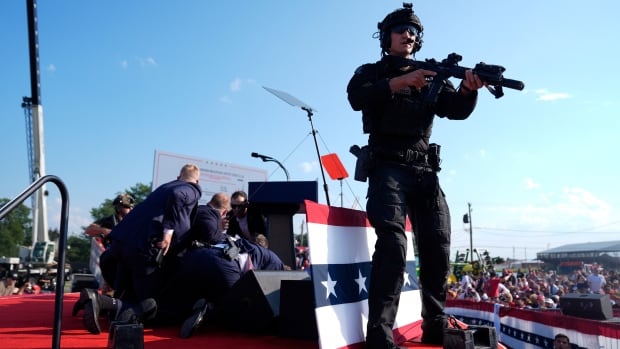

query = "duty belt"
373;148;428;163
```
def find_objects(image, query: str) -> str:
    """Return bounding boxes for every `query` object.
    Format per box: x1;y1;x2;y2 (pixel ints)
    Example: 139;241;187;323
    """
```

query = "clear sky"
1;1;619;262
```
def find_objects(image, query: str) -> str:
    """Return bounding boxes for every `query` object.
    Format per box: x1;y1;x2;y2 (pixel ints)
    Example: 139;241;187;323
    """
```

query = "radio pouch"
349;144;369;182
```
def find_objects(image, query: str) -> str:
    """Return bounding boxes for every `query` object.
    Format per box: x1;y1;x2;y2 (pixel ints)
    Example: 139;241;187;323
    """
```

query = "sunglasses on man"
391;24;419;36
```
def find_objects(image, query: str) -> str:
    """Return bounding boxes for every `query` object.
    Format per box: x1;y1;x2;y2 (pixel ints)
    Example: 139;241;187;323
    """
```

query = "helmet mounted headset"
376;2;424;56
113;193;135;212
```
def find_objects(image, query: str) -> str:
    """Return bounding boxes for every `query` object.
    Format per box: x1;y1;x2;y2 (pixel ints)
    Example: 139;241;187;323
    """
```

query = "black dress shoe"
83;293;102;334
73;288;98;316
180;299;213;339
116;298;158;323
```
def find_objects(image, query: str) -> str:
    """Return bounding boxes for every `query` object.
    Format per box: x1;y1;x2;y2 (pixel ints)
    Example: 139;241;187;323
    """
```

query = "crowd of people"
449;265;620;310
0;268;57;296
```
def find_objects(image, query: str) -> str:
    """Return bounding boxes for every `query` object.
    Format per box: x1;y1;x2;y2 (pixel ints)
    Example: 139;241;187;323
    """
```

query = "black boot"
82;290;103;334
116;298;158;323
180;299;213;339
83;293;126;334
73;288;98;316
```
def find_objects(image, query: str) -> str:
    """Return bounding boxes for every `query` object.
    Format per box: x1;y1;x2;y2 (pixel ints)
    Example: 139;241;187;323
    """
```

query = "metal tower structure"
22;0;50;248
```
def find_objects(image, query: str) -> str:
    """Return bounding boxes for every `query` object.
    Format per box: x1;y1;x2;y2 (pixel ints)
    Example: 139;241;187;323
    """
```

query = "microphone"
406;38;415;44
251;152;290;181
251;152;273;161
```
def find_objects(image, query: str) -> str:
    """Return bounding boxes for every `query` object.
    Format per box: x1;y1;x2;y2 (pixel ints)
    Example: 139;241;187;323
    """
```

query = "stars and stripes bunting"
304;200;422;349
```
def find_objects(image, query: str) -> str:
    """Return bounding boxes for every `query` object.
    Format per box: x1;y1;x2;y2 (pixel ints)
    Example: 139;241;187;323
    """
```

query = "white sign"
152;150;268;204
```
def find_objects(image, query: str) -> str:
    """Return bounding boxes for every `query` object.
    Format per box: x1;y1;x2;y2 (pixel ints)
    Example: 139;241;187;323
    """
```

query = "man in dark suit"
102;163;202;301
226;190;268;246
82;164;202;334
189;192;230;244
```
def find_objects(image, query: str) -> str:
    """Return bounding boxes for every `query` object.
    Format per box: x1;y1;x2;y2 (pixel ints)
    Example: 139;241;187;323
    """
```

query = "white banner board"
152;150;268;204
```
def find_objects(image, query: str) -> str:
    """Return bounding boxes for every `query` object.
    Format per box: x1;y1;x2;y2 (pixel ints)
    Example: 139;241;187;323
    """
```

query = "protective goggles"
390;24;419;36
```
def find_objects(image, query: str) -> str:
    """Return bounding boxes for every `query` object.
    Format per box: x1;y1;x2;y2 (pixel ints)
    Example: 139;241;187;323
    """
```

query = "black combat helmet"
377;2;424;55
113;193;135;210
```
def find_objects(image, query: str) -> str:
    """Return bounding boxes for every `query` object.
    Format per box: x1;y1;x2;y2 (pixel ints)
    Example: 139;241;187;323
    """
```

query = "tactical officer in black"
347;3;484;347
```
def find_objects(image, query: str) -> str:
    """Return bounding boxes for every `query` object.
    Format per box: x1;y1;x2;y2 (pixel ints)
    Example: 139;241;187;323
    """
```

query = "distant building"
537;240;620;272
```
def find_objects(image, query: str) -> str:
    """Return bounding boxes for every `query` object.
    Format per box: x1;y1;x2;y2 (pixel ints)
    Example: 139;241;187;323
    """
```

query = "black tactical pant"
365;162;451;348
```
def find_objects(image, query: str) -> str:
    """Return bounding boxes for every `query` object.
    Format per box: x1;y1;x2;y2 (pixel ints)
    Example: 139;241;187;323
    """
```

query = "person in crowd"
0;273;18;296
485;273;503;302
587;267;606;294
226;190;268;246
497;280;513;303
502;269;517;286
543;297;556;309
475;271;488;294
18;281;41;295
346;3;484;347
460;270;475;291
82;164;202;334
575;274;589;293
514;297;528;309
458;286;481;302
553;333;571;349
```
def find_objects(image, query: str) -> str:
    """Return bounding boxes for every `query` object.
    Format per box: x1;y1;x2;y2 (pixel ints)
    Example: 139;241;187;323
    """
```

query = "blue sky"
1;1;619;261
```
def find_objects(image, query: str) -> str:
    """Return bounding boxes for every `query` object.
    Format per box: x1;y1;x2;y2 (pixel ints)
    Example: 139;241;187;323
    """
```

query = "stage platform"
0;293;445;349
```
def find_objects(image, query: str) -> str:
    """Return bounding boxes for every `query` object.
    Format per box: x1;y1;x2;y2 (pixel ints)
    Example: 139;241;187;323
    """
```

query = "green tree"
492;256;506;265
66;235;91;264
0;198;32;257
89;182;151;221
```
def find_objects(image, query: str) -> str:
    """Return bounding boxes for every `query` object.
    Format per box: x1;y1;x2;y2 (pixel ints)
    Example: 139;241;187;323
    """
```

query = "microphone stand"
252;153;290;181
262;86;331;206
302;107;331;206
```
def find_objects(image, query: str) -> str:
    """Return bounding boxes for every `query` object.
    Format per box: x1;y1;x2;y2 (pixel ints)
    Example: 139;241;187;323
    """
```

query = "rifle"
397;52;524;104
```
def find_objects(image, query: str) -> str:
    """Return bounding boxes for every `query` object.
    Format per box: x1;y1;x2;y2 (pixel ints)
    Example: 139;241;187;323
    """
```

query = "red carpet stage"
0;293;450;349
0;293;320;349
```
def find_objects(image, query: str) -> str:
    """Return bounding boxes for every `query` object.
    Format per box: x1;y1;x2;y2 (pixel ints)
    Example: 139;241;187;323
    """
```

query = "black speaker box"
560;293;613;320
279;279;318;339
220;270;310;332
107;321;144;349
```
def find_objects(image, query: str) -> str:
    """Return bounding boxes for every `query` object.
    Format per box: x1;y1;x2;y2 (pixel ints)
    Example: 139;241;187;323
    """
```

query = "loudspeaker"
560;293;613;320
220;270;310;332
279;279;318;339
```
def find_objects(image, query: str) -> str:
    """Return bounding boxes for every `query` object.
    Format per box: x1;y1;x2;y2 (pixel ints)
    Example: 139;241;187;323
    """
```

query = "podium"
248;181;318;268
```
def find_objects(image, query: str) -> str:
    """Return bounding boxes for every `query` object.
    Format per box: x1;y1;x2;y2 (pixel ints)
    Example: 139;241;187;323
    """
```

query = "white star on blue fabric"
403;271;411;287
321;273;337;299
354;269;367;294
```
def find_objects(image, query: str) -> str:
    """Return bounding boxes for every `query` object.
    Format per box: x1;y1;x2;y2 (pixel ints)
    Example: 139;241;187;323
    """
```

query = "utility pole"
463;202;474;263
